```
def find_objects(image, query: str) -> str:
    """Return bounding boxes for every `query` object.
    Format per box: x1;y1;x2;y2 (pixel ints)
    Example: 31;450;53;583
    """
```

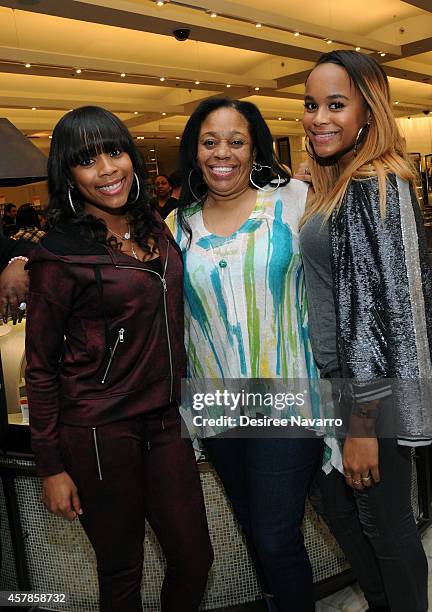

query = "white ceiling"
0;0;431;161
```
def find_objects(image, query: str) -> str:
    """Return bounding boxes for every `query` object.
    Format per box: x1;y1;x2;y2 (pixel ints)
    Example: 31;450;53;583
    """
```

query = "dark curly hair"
16;204;41;230
47;106;162;250
177;97;290;245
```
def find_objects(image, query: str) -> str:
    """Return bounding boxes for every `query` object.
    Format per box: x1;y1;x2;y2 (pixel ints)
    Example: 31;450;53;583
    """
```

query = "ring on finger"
361;475;371;482
18;302;27;311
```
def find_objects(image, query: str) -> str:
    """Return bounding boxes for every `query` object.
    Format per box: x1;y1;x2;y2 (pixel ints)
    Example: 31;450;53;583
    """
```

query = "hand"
293;161;313;183
343;435;380;490
42;472;83;521
0;260;29;324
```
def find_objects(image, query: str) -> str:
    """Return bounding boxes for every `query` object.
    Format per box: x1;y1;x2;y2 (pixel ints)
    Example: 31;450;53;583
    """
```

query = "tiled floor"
211;525;432;612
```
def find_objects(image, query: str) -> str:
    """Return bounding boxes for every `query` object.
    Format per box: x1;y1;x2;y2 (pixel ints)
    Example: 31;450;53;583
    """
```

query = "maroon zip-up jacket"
25;225;186;476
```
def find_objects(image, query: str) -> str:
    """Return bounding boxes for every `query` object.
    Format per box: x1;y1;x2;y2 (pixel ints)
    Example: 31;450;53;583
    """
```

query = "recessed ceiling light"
25;63;31;68
278;117;282;120
294;32;300;37
49;135;52;139
151;158;156;161
162;112;167;115
134;111;139;115
195;80;200;85
326;40;332;45
380;52;386;57
356;47;361;51
255;87;260;91
156;0;165;5
31;107;37;111
256;23;262;28
150;149;155;152
120;73;126;78
394;101;399;105
226;84;231;88
295;118;300;122
76;68;82;74
176;136;180;139
160;77;165;82
210;12;217;18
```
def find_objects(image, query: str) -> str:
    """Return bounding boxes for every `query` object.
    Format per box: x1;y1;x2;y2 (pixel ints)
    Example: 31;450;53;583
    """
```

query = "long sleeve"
25;257;75;476
331;174;432;437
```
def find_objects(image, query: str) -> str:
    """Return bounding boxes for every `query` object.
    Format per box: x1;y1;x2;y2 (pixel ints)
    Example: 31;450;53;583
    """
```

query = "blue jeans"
204;433;323;612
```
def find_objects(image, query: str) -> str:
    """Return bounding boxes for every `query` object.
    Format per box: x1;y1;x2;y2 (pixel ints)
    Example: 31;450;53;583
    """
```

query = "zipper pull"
119;328;125;343
161;278;167;292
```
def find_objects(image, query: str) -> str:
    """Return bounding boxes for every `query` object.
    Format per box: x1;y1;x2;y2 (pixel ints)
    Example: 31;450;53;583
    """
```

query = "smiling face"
70;148;134;216
303;63;369;165
197;107;254;199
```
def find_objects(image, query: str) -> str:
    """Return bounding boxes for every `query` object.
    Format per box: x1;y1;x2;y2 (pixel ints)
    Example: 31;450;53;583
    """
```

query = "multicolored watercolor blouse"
167;180;324;437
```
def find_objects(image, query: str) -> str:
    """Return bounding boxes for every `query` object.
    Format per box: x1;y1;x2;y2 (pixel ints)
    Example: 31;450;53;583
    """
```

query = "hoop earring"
129;172;140;204
188;169;208;203
249;163;281;193
353;123;370;156
304;136;316;161
68;187;77;215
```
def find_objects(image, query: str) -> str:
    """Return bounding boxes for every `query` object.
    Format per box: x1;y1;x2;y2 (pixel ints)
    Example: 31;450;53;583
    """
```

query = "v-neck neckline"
197;190;264;239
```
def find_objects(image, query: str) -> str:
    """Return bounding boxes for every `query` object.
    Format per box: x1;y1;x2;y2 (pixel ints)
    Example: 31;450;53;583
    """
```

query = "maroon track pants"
59;408;213;611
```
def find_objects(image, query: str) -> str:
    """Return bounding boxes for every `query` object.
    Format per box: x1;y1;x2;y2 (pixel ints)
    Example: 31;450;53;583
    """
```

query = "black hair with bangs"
47;105;162;247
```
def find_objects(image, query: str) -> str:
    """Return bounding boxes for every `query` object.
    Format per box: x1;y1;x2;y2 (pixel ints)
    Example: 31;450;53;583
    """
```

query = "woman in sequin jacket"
298;51;432;612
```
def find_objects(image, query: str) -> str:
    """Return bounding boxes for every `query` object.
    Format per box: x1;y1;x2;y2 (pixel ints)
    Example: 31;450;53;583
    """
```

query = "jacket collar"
31;225;180;271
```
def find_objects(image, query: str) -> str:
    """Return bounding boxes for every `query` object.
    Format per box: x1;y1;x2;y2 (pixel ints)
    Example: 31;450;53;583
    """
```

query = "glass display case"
0;321;27;425
0;319;30;456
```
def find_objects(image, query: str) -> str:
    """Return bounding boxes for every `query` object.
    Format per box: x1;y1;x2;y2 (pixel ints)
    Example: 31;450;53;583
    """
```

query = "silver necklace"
131;243;139;260
107;223;131;241
106;222;139;259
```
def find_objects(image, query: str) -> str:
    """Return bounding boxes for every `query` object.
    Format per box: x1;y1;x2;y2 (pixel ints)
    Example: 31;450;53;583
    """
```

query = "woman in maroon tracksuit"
25;106;213;612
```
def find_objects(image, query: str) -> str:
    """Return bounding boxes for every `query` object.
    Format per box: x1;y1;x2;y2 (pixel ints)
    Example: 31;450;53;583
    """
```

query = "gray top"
299;214;339;375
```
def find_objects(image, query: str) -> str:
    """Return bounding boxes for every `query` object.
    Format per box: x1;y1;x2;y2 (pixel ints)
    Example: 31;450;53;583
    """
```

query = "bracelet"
7;256;29;266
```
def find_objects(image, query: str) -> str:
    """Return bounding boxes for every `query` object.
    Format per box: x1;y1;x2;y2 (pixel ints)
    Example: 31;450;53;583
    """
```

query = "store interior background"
1;2;432;611
0;0;431;209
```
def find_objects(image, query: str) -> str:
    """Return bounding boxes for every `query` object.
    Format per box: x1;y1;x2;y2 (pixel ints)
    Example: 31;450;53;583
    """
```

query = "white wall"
0;181;48;209
396;116;432;164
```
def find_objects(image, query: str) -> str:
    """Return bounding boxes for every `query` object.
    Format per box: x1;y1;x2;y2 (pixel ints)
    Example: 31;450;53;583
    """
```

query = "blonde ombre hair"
300;50;416;228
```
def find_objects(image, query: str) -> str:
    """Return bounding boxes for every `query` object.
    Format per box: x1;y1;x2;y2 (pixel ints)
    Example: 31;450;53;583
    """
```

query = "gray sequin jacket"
330;173;432;440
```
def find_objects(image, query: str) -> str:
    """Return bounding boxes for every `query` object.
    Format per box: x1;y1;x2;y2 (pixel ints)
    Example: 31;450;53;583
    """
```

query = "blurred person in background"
153;174;178;219
12;203;46;243
168;169;182;200
2;203;17;237
37;210;48;231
